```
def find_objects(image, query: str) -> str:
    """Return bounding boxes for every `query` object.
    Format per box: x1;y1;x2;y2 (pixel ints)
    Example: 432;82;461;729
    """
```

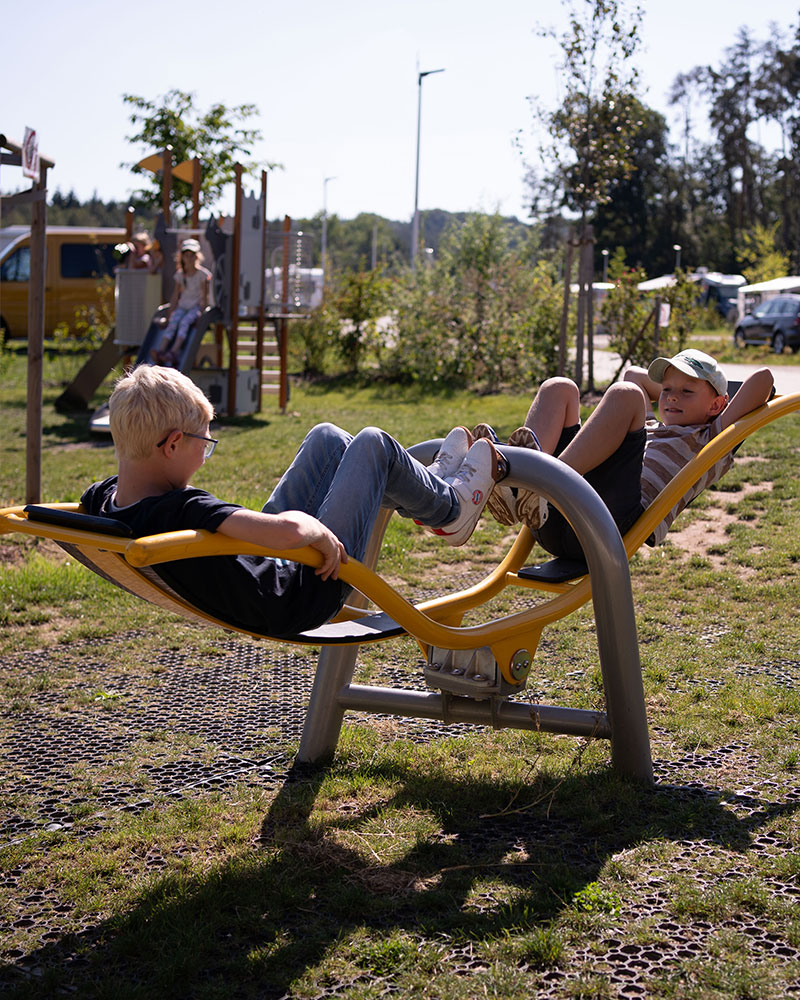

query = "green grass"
1;347;799;998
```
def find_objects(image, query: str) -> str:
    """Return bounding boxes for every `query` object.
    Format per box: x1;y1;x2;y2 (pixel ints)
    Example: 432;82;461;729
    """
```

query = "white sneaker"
427;425;473;479
511;427;549;531
427;438;500;546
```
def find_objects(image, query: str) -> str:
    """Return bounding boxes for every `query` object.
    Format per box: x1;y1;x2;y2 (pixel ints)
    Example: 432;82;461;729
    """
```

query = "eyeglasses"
157;431;218;458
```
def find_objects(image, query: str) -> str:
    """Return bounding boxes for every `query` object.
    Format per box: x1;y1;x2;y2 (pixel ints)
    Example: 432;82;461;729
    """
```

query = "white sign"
659;302;671;328
22;127;40;182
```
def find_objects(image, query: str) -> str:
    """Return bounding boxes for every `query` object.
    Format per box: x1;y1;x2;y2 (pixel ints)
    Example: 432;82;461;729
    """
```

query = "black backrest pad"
24;505;134;538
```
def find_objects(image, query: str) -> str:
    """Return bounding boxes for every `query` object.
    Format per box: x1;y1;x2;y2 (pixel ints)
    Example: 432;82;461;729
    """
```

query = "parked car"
733;294;800;354
0;225;126;338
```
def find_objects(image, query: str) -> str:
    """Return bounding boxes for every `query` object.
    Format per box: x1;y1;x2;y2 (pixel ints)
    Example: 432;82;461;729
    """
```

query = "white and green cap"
648;349;727;396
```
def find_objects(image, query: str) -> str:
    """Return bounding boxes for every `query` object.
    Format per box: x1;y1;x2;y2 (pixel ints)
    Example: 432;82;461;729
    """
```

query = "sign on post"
22;127;39;182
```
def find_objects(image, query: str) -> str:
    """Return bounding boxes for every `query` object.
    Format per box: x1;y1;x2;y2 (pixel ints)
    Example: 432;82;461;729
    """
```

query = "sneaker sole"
475;423;518;524
517;489;549;531
486;484;518;525
506;425;547;530
471;422;499;444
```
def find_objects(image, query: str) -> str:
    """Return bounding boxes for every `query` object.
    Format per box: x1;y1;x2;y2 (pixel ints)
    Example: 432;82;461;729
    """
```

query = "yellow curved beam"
2;390;797;683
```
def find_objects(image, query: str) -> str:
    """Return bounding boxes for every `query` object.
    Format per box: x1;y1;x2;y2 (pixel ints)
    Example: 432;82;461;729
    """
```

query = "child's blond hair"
109;365;214;460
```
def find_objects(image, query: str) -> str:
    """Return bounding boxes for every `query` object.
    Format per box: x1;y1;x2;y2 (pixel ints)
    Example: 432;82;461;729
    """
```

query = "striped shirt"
640;414;733;544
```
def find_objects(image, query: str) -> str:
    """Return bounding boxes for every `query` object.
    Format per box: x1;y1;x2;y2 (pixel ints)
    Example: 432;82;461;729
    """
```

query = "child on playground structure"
126;231;154;271
151;239;211;367
472;349;774;561
80;366;503;637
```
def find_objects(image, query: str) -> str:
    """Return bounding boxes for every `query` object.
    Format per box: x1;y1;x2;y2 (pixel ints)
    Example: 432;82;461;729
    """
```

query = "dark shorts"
532;425;646;561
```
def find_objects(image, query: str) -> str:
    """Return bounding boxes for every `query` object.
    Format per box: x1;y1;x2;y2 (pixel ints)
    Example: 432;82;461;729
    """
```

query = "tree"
526;0;644;228
591;99;675;273
602;256;695;368
122;89;269;219
738;223;791;283
525;0;644;387
755;23;800;266
703;29;766;246
667;67;707;253
665;18;800;274
318;213;406;273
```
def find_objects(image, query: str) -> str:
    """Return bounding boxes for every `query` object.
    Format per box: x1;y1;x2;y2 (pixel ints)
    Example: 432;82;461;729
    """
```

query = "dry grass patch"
650;481;774;574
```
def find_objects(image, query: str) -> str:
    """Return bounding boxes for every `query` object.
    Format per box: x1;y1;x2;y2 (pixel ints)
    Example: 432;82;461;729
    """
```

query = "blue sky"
1;0;794;224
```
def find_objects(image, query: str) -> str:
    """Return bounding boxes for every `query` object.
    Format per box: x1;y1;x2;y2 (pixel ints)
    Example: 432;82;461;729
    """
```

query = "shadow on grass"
2;756;796;1000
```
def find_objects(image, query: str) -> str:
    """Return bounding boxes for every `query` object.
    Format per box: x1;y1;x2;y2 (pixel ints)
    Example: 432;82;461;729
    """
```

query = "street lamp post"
321;175;336;287
673;244;682;272
411;67;444;268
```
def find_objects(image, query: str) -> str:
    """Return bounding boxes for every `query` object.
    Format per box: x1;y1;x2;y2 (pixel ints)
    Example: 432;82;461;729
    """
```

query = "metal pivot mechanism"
424;645;532;700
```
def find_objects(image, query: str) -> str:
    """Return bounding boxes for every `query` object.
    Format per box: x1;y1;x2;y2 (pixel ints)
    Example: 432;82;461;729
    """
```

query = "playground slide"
58;305;222;417
88;305;222;434
133;304;221;373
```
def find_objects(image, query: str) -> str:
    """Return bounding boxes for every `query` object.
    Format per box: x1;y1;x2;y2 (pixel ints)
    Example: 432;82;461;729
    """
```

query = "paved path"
588;348;800;395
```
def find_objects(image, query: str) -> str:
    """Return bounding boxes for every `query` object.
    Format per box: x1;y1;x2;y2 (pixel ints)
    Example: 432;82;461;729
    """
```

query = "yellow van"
0;225;127;339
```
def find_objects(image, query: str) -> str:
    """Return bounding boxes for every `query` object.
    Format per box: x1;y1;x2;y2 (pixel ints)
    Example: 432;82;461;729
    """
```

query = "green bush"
295;300;338;376
332;266;391;374
379;215;563;391
603;264;698;367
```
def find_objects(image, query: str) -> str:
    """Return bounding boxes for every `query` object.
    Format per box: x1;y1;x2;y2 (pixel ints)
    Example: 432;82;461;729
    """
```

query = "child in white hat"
152;239;211;367
477;350;774;558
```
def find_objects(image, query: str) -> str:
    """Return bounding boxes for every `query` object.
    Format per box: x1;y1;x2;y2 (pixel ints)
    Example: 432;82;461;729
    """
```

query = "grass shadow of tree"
2;754;796;999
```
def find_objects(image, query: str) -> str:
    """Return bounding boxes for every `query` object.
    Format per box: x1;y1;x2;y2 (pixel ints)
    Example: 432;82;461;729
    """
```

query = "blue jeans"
159;306;201;353
262;423;457;561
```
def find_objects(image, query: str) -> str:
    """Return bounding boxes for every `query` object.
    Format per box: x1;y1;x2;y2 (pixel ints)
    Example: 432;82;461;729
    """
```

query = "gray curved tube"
298;440;653;784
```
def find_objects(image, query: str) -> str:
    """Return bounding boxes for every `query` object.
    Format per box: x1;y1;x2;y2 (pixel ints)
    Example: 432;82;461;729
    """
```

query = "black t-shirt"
80;477;343;636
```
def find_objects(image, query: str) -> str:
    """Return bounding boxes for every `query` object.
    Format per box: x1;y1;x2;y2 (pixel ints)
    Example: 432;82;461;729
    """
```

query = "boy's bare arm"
718;367;774;430
622;367;658;413
216;509;347;581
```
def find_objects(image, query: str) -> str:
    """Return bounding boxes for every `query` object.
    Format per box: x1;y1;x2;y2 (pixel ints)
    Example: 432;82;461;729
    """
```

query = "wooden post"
191;158;201;228
584;225;596;392
574;230;587;389
161;148;172;226
1;134;54;504
558;229;574;378
228;164;243;417
279;216;291;412
256;170;268;413
25;164;48;503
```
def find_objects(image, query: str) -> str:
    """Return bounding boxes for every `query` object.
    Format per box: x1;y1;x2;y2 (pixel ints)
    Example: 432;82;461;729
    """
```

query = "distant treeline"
0;190;531;274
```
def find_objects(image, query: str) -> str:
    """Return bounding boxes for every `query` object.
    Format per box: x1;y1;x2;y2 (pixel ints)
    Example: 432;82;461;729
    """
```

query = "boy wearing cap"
152;238;212;367
478;350;773;560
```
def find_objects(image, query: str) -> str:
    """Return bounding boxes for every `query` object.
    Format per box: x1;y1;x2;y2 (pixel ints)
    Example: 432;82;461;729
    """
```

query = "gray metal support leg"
295;441;652;784
297;508;395;763
297;643;360;762
503;449;653;783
